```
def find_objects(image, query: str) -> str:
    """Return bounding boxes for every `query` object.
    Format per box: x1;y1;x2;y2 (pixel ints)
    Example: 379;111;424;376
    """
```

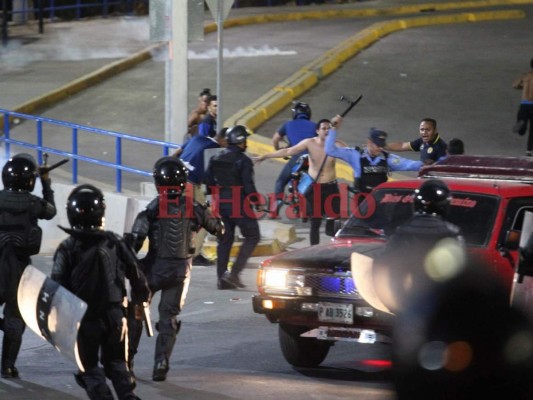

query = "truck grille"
305;271;360;299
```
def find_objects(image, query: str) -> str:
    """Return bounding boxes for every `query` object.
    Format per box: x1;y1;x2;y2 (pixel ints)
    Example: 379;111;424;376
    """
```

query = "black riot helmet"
66;184;106;231
225;125;250;145
291;102;311;120
2;153;38;192
153;156;188;196
413;179;452;217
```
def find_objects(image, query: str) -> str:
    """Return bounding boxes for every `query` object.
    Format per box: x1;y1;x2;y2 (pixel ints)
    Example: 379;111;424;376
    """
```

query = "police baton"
339;94;363;117
142;302;154;337
39;153;70;176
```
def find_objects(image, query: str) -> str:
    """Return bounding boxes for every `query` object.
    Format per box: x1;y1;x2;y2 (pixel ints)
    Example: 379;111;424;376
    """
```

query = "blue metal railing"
1;109;180;193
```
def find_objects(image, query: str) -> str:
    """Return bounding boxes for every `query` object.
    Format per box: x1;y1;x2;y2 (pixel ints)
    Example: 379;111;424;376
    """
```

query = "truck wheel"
278;323;331;367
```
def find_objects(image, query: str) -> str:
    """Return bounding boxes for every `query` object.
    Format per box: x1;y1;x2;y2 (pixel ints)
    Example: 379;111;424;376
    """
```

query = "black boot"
1;366;19;378
1;335;22;379
152;359;169;382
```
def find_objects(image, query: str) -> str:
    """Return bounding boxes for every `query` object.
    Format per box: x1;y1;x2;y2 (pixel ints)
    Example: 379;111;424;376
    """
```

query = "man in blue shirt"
325;116;422;193
270;102;316;217
197;95;218;139
173;129;226;266
385;118;447;165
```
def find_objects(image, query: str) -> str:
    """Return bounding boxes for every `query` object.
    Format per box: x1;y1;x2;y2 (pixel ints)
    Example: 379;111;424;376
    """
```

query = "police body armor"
357;151;389;193
56;232;128;311
0;191;42;256
209;150;243;198
132;197;194;260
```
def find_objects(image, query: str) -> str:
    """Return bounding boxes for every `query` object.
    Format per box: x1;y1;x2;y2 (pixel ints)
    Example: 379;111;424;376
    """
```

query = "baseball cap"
368;128;387;147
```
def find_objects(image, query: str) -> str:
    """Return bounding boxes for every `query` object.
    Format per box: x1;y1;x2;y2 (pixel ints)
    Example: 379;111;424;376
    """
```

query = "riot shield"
17;265;87;371
510;211;533;316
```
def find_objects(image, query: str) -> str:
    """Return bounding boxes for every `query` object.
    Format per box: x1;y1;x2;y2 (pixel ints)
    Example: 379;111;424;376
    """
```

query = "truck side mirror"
325;218;342;236
504;229;521;250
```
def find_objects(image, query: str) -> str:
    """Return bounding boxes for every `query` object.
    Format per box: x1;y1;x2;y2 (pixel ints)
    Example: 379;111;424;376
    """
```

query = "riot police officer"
51;184;150;400
0;153;56;379
126;156;224;382
374;179;464;315
205;125;262;289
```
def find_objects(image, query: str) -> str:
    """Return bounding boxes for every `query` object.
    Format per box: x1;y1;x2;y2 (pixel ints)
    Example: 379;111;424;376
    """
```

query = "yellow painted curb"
240;8;525;185
275;70;319;99
202;238;286;259
4;43;164;123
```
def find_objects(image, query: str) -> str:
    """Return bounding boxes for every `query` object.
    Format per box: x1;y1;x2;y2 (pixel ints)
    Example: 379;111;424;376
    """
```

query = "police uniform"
52;229;149;400
0;154;56;379
128;190;223;380
325;129;422;193
408;135;447;164
205;142;261;286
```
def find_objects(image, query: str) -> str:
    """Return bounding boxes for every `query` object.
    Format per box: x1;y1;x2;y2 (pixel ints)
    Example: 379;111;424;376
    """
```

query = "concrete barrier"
38;182;149;254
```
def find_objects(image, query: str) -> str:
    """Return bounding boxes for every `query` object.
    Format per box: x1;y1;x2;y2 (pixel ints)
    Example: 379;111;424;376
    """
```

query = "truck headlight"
264;269;291;288
262;268;306;295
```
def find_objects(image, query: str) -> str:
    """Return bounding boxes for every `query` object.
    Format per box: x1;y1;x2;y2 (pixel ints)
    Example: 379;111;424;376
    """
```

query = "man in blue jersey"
326;115;422;194
270;102;316;217
197;95;218;139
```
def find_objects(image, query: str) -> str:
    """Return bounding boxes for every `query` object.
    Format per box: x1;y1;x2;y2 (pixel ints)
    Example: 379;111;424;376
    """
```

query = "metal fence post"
72;127;78;184
116;136;122;192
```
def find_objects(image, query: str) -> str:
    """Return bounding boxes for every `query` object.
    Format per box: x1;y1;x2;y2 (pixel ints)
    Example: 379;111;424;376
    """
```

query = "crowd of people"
1;68;529;398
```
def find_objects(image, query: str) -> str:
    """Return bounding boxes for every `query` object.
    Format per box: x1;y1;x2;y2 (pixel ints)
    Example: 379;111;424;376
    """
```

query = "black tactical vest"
209;150;243;198
147;197;194;259
359;152;389;193
0;191;42;256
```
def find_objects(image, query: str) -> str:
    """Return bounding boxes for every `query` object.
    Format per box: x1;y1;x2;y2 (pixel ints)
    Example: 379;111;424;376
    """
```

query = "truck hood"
265;240;386;269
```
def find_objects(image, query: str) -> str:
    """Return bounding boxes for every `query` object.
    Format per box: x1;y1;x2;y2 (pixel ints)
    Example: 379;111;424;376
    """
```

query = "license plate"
317;302;353;324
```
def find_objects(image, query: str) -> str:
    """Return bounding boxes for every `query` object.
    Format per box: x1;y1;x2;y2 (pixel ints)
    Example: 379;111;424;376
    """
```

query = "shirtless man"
185;88;211;142
255;118;341;245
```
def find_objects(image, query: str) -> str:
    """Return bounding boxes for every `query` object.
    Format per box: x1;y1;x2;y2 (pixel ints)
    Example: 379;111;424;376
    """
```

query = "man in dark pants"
205;125;261;289
513;57;533;156
126;157;224;382
0;153;56;379
52;184;150;400
255;119;340;245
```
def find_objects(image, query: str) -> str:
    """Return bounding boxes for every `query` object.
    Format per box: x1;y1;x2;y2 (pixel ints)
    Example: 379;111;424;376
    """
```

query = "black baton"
340;94;363;117
40;158;69;175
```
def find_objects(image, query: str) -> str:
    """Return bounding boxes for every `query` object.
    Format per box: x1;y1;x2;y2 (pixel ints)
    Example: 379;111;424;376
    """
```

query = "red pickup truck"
252;155;533;367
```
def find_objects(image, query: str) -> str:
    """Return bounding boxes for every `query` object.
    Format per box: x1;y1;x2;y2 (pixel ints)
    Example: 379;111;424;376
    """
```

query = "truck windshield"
339;189;499;246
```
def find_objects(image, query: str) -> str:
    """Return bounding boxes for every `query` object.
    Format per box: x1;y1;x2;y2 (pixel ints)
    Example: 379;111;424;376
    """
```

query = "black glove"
216;221;225;238
132;282;151;305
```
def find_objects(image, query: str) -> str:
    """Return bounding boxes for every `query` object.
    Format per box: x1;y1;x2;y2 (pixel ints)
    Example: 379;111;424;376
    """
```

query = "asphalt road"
4;255;395;400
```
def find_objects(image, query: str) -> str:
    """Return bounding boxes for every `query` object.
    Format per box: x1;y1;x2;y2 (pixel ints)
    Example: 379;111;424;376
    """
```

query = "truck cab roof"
418;155;533;183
